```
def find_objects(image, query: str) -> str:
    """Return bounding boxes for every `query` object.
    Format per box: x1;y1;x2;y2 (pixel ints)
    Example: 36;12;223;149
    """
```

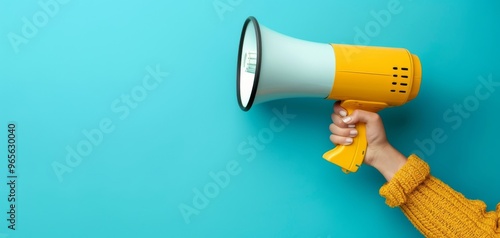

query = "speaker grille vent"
390;66;410;94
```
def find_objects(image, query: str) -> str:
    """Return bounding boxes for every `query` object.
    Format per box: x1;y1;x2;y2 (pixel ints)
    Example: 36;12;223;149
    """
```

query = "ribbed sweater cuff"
379;154;430;207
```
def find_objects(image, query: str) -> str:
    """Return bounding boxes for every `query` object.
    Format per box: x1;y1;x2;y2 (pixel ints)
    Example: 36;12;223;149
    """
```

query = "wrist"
370;144;407;181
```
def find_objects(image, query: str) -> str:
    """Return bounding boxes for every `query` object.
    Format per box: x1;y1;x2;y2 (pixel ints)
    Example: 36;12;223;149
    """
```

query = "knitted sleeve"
379;154;500;237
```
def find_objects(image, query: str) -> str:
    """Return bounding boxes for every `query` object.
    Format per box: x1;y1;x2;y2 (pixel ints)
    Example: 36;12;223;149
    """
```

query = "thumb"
341;109;387;147
342;109;381;126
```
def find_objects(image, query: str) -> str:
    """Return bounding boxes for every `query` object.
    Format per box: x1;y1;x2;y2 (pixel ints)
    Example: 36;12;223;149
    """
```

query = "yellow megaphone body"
236;17;421;173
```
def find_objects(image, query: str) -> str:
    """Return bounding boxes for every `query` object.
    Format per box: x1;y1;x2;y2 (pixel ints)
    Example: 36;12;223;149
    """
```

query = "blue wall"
1;0;499;237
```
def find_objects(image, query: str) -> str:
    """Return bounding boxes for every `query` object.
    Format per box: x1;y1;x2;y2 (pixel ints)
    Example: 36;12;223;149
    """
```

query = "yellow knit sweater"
379;154;500;237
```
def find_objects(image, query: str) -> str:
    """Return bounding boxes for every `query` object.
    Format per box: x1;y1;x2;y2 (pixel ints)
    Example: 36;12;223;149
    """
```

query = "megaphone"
236;16;421;173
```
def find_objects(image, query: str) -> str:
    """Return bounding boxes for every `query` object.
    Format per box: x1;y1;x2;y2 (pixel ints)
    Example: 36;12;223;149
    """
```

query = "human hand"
329;101;407;181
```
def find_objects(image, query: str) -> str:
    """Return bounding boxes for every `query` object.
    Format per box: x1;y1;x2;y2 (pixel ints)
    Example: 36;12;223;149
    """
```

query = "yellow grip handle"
323;123;367;173
323;123;368;173
322;100;388;173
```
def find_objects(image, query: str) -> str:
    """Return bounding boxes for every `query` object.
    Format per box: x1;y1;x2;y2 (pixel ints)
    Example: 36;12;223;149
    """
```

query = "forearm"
378;155;500;237
370;144;407;181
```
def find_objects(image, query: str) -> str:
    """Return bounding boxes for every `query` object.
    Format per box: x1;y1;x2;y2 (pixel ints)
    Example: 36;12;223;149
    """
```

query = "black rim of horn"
237;16;262;111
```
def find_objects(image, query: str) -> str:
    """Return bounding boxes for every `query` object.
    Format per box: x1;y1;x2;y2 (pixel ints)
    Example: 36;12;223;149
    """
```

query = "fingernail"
345;138;353;145
350;130;358;136
339;110;347;117
348;124;356;128
342;116;352;123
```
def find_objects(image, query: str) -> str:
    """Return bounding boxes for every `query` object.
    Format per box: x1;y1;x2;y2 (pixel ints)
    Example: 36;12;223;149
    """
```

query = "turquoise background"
1;0;499;237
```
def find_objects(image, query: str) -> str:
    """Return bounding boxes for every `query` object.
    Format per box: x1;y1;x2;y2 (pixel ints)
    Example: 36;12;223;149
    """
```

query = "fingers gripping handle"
322;100;388;173
323;123;367;173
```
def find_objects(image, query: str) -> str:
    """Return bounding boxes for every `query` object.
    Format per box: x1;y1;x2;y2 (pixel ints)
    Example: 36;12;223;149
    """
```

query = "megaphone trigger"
322;100;388;173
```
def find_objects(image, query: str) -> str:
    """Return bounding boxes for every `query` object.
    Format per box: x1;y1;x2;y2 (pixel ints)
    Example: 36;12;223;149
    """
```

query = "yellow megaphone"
236;16;421;173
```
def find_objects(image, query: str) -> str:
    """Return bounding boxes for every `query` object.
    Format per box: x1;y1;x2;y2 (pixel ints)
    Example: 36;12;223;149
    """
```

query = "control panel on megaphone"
236;17;421;173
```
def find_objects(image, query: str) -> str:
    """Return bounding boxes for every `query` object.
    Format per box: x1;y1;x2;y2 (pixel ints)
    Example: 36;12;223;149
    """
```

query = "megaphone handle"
323;117;367;174
322;100;388;173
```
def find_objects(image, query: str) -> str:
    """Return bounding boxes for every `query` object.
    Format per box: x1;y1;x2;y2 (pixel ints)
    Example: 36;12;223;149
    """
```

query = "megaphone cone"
237;17;336;111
